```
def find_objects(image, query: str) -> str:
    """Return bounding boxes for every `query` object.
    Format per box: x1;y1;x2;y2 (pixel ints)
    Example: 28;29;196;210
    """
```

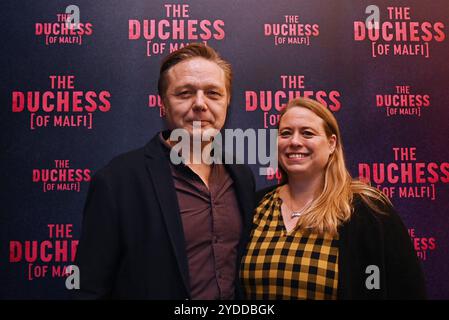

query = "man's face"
162;57;229;137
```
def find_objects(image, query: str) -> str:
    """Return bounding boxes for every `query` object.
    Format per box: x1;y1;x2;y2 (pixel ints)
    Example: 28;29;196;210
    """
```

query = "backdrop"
1;0;448;299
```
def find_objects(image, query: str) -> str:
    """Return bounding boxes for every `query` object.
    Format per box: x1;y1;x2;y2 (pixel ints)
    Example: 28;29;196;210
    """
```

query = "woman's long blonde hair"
278;98;392;235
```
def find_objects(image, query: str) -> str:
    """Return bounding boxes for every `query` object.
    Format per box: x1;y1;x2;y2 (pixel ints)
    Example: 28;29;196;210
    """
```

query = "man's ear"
225;92;231;109
161;97;167;117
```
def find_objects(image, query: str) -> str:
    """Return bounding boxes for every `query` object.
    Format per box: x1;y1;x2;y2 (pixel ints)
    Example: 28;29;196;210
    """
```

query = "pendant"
291;211;303;218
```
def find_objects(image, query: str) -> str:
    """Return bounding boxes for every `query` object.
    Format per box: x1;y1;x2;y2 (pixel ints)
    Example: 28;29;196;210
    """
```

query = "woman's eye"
280;131;291;137
303;131;314;137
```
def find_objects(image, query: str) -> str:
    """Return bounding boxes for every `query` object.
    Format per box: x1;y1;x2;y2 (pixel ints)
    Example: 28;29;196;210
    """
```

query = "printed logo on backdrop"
409;228;437;261
35;5;93;46
359;147;449;200
354;5;445;58
33;160;91;193
376;85;430;117
12;75;111;130
9;224;78;282
246;74;341;182
148;94;166;118
245;75;341;129
129;4;225;57
264;14;320;46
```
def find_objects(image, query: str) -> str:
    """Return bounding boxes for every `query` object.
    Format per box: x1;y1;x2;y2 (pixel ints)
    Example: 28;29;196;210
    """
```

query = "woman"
240;97;426;300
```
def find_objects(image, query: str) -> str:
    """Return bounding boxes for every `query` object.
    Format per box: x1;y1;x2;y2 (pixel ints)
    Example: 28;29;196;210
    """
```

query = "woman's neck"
284;174;324;206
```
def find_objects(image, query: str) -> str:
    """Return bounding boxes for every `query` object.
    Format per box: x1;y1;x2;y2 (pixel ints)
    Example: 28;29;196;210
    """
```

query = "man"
74;43;255;299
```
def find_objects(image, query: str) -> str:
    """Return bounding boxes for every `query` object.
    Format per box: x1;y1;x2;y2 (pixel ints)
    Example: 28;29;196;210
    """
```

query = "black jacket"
251;186;427;300
74;134;255;299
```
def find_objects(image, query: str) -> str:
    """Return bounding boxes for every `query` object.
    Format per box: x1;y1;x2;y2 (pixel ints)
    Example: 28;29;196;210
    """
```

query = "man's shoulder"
107;147;146;169
226;162;253;177
91;148;145;185
256;184;278;203
95;135;164;179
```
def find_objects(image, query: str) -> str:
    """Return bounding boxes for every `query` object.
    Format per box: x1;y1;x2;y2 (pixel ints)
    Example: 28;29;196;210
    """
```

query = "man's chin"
187;124;220;136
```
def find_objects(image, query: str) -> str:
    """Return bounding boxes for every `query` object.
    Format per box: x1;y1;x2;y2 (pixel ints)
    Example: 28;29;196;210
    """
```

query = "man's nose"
192;91;207;111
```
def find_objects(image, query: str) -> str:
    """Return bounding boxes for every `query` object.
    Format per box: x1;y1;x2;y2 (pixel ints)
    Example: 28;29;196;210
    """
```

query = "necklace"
283;194;313;219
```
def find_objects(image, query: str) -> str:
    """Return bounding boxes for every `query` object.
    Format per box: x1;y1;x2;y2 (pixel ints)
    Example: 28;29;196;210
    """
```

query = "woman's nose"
289;132;303;147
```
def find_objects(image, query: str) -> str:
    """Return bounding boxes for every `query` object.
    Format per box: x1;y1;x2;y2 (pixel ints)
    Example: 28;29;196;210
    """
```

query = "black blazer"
74;134;255;299
252;186;427;300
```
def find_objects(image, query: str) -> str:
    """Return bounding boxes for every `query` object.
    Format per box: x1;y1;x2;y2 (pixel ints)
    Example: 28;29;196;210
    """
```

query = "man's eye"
207;91;221;97
279;131;291;137
177;91;191;97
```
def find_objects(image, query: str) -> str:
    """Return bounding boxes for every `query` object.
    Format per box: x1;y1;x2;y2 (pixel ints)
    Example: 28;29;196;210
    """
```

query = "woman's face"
278;107;336;181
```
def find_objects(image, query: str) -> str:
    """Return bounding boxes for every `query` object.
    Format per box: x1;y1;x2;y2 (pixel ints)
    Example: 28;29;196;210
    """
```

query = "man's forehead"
167;58;225;81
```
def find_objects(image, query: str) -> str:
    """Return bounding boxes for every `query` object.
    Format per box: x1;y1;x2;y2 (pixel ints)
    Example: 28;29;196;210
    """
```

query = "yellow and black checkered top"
240;187;339;300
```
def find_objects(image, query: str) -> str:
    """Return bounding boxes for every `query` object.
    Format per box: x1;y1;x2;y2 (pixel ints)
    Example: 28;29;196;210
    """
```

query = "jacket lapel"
144;135;191;297
225;164;254;230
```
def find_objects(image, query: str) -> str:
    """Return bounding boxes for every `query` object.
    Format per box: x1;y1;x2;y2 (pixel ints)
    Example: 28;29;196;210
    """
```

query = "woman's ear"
329;134;337;154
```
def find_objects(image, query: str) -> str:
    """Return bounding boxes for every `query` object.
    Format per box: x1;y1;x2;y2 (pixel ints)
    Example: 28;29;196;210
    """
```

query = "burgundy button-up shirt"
160;134;242;299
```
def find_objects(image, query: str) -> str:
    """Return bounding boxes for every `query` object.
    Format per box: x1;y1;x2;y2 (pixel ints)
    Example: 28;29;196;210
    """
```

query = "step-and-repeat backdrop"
1;0;448;299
